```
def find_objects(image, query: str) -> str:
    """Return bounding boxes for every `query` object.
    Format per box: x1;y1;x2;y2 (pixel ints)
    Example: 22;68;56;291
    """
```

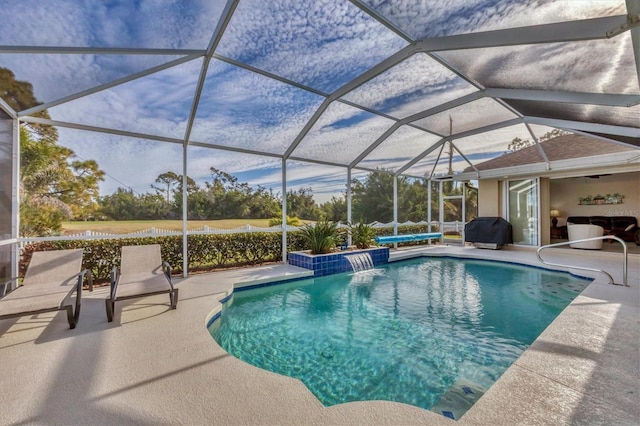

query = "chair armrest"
81;269;94;292
110;266;120;299
162;261;174;289
75;270;87;297
1;277;21;297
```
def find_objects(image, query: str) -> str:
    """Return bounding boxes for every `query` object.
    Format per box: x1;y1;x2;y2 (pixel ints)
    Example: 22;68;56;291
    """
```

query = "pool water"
209;257;591;418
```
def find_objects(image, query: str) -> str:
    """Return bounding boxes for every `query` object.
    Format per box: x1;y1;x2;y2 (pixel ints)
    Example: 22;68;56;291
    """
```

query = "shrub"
20;231;309;282
268;215;302;227
349;222;375;249
299;220;340;254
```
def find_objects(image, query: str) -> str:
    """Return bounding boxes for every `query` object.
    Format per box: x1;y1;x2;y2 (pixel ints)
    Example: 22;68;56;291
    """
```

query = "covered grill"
465;217;513;249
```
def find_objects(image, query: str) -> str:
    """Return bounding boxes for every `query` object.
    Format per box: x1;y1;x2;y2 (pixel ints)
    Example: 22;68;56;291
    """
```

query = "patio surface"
0;245;638;425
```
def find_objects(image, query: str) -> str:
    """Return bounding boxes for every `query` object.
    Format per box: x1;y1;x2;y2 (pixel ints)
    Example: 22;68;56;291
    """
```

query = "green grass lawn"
62;219;274;234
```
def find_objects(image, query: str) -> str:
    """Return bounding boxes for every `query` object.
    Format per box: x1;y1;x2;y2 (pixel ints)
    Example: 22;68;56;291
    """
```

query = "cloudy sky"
0;0;633;202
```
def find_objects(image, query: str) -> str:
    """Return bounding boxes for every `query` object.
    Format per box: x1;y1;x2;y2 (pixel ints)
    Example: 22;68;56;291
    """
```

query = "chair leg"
65;306;77;329
170;289;179;309
106;298;115;322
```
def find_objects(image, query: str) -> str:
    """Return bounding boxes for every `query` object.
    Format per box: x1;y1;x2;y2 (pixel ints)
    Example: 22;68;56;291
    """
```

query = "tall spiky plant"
349;221;375;249
299;220;339;254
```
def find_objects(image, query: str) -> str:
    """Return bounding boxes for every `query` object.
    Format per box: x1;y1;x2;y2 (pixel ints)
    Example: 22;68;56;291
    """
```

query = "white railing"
537;235;629;287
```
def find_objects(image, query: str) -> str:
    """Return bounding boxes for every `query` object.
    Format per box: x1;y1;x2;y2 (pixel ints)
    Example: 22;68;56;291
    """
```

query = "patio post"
282;158;287;264
393;175;398;250
427;178;432;233
182;143;188;278
347;167;352;246
11;118;20;288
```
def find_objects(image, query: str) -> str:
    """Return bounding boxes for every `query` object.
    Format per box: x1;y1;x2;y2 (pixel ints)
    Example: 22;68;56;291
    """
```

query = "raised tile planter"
288;247;389;277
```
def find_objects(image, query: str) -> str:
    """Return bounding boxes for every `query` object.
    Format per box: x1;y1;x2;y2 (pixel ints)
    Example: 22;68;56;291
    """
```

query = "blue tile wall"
288;248;389;277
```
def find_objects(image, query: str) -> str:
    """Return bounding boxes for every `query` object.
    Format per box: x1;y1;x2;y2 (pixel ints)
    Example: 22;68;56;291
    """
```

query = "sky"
0;0;634;203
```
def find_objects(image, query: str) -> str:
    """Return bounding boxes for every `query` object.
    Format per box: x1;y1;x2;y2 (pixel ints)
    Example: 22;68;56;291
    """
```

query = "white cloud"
292;102;396;164
48;59;203;138
342;53;478;118
57;127;184;195
216;0;407;91
0;0;222;49
359;0;625;39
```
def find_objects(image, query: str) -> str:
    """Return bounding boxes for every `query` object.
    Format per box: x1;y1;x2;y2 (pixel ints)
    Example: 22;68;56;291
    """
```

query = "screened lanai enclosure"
1;0;639;279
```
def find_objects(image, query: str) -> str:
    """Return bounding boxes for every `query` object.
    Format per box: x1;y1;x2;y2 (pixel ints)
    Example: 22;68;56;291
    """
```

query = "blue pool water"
209;257;591;418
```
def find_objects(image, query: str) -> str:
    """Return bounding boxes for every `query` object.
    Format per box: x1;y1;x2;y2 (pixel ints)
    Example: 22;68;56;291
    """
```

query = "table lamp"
550;209;560;227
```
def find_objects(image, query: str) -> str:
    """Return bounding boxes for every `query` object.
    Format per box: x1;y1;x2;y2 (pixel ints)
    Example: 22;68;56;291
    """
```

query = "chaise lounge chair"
106;244;178;322
0;249;91;329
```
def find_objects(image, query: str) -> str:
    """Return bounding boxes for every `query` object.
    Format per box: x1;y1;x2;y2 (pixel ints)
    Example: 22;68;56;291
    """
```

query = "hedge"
19;225;435;282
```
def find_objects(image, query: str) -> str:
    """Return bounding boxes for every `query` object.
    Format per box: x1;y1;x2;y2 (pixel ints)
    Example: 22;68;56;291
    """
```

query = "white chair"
105;244;177;322
567;224;604;249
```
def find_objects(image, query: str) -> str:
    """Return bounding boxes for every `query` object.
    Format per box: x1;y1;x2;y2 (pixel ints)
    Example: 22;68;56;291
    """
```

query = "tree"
506;137;536;153
286;187;322;220
152;171;182;203
0;67;57;142
6;67;105;235
506;129;570;153
320;196;347;222
20;127;105;235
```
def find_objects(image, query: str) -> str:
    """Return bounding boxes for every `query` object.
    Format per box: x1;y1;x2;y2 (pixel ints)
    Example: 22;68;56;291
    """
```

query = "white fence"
18;220;461;248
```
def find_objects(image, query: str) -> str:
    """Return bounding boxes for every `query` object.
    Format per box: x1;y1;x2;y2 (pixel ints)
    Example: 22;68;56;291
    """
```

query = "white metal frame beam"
627;0;640;84
184;0;239;145
415;15;627;52
0;98;17;119
484;88;640;107
348;91;484;168
18;55;202;116
0;46;204;55
524;116;640;138
283;45;416;159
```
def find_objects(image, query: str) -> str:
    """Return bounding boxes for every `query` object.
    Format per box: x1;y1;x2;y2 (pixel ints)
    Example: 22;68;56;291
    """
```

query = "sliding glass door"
507;178;539;245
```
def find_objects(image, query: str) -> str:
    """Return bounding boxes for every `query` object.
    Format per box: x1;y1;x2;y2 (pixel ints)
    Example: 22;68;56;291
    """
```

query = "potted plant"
612;193;624;204
582;195;593;205
349;221;375;249
593;194;605;205
299;220;340;254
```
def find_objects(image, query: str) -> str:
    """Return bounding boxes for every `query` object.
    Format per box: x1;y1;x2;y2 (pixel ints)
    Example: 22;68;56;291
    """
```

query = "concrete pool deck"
0;245;638;425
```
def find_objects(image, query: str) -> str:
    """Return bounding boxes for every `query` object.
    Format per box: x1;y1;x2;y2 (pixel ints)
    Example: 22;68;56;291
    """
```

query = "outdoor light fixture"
550;209;560;227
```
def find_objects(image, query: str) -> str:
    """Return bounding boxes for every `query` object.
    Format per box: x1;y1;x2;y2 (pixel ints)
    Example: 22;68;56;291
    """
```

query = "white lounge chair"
567;224;604;249
106;244;178;322
0;249;91;329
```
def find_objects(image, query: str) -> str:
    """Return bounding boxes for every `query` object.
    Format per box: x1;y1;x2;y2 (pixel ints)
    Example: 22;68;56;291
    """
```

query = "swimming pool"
209;257;591;419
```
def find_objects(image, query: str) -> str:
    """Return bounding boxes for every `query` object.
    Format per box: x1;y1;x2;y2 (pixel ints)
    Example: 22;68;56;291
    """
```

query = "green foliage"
100;188;173;220
21;232;308;282
320;195;347;222
351;170;428;223
268;215;302;226
19;126;105;235
0;67;57;142
506;129;570;153
349;221;375;249
18;224;439;282
19;202;67;236
286;187;322;220
299;220;340;254
12;69;105;235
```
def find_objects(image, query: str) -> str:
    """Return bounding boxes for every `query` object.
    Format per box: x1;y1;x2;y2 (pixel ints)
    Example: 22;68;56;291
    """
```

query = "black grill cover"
465;217;513;245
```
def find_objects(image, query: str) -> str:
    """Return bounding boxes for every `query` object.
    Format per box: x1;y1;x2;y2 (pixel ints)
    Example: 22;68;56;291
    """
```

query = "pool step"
431;378;485;420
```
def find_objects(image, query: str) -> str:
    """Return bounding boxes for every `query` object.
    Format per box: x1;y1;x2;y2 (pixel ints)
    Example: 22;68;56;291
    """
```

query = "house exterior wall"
478;179;501;217
550;172;640;227
540;178;551;246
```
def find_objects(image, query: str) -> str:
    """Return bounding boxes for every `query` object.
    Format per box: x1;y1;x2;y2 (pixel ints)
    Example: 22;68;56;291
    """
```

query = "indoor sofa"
564;216;638;242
